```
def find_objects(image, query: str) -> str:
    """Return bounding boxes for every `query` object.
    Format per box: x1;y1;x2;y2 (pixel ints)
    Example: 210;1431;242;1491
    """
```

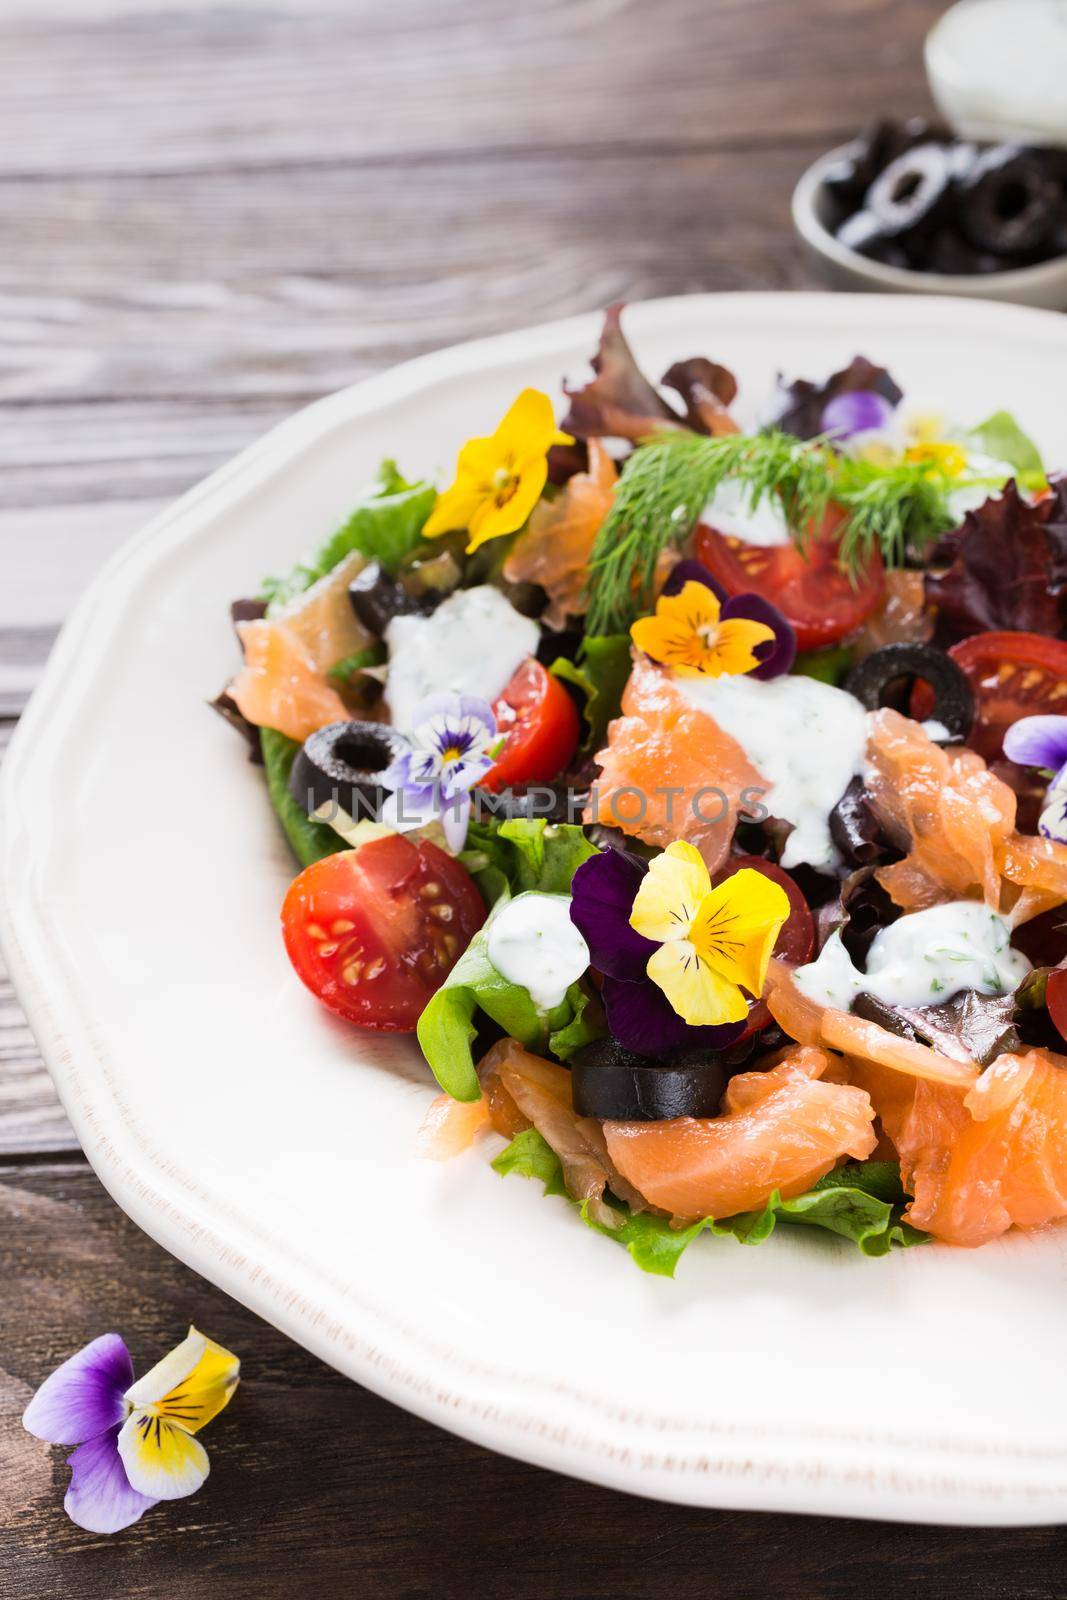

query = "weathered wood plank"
2;1158;1065;1599
0;400;287;508
0;719;79;1153
0;143;815;414
0;0;944;178
0;978;76;1156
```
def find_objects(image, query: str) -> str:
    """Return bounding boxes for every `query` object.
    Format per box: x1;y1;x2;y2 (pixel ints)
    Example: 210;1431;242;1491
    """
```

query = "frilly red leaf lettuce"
561;304;738;443
925;479;1067;640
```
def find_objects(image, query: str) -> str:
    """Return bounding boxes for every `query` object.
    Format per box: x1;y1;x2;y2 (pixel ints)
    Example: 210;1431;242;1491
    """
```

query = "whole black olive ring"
844;643;974;741
288;720;409;821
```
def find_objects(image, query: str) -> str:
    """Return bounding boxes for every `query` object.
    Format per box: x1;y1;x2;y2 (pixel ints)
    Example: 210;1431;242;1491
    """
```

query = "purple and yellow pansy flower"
381;690;499;852
423;388;571;552
632;558;796;681
570;843;789;1054
23;1327;239;1534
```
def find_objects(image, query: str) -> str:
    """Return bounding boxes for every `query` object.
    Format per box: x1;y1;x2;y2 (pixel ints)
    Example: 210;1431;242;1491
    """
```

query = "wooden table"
3;2;1066;1593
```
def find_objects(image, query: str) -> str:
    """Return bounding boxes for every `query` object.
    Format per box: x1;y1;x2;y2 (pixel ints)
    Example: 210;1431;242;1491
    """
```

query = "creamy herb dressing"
700;479;791;547
486;892;590;1011
675;672;868;871
383;585;540;732
794;902;1031;1012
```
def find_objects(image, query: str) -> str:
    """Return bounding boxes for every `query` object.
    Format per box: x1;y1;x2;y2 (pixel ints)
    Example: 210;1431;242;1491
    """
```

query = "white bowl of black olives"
793;119;1067;309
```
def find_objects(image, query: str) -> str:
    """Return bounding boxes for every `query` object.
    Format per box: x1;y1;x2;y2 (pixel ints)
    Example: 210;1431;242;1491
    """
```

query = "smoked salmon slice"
229;550;372;745
589;653;764;873
602;1046;876;1222
864;708;1016;910
847;1048;1067;1247
230;620;350;745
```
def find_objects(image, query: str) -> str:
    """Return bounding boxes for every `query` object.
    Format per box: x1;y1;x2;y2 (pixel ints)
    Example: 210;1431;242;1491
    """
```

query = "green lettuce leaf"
551;633;631;751
718;1162;927;1257
261;458;437;608
492;1126;570;1198
328;641;385;684
462;817;597;902
416;892;593;1101
494;1133;926;1275
968;411;1046;492
792;644;854;686
260;727;344;868
548;984;605;1059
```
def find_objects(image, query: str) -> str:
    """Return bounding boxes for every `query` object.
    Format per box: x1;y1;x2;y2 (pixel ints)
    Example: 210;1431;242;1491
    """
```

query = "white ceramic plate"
6;294;1067;1528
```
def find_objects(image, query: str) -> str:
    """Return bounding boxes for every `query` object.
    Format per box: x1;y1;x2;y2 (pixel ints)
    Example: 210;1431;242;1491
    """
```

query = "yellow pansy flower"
423;388;569;552
630;580;775;679
117;1327;240;1499
629;842;789;1026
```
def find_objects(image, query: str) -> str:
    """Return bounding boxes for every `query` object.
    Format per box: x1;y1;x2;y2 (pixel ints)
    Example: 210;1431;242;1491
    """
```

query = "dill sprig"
584;429;996;636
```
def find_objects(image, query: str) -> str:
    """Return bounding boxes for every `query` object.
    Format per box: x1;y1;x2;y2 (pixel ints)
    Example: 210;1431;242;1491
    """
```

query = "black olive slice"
866;143;952;236
835;210;910;268
572;1039;727;1121
844;643;974;741
958;146;1061;257
825;118;949;209
288;719;408;821
348;561;438;637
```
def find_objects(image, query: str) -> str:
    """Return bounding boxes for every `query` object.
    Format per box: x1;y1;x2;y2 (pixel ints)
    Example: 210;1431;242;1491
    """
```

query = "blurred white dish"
926;0;1067;147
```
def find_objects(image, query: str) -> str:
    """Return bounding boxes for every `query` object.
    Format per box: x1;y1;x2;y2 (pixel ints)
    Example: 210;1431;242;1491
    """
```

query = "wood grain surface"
4;0;1066;1593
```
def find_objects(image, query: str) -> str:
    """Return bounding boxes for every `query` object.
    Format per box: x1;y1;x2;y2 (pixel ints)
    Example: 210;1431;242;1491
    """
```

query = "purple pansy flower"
381;691;498;852
1003;715;1067;845
23;1326;240;1534
661;558;796;680
569;847;746;1056
821;389;896;441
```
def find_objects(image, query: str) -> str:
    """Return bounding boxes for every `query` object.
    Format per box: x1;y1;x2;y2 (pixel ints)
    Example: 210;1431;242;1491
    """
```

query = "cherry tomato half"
694;504;885;652
714;854;815;1041
281;834;485;1031
481;657;581;793
911;631;1067;764
1045;968;1067;1047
